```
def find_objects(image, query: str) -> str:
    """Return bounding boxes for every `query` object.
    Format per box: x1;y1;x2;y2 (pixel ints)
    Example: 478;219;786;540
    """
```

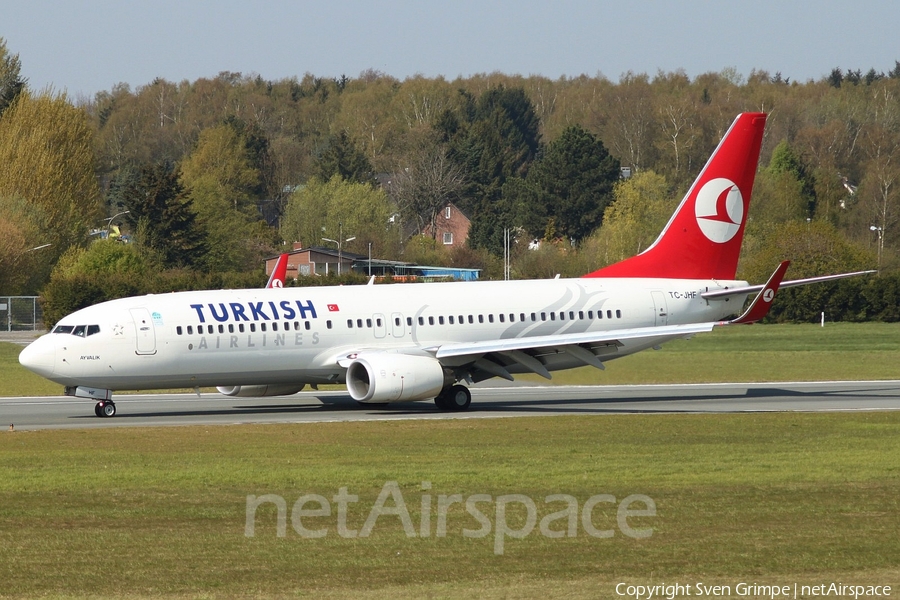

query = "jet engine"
346;353;446;403
216;384;306;397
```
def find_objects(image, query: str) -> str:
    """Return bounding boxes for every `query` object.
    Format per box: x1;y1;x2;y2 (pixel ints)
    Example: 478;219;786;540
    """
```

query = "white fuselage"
21;276;747;392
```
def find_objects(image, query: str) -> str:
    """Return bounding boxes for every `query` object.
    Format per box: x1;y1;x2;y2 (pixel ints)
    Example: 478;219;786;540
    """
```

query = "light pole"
322;222;356;275
870;225;884;268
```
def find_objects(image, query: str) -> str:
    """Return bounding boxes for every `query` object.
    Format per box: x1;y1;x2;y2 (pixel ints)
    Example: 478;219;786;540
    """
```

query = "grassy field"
1;414;898;598
5;322;900;397
2;322;898;597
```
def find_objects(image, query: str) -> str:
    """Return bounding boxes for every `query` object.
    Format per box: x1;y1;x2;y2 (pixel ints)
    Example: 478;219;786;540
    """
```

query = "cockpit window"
53;324;101;336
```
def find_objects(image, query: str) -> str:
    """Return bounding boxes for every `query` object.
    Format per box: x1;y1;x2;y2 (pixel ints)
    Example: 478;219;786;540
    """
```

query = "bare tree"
387;135;467;239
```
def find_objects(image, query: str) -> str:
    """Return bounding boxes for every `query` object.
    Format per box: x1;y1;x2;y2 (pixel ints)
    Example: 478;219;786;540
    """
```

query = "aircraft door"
373;313;387;339
391;312;405;338
651;291;668;326
129;308;157;355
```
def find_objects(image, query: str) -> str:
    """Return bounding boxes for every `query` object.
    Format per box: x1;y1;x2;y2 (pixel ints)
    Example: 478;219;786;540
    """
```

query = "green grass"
1;413;899;598
5;322;900;398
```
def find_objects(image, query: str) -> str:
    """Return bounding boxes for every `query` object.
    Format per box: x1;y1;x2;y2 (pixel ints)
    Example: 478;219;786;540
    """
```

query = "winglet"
266;253;289;289
728;261;790;324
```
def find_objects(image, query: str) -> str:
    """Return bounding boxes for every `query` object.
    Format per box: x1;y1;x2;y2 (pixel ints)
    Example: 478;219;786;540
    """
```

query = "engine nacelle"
346;353;446;403
216;384;305;397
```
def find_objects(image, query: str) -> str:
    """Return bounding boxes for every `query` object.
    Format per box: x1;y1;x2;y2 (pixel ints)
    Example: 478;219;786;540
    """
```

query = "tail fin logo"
695;178;744;244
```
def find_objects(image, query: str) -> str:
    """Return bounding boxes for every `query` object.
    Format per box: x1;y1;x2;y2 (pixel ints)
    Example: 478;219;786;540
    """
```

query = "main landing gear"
434;384;471;411
94;400;116;418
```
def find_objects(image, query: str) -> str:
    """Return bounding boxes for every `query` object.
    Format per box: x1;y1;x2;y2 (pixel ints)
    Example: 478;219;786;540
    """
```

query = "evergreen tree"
438;86;541;252
314;130;374;184
123;162;206;268
0;38;26;118
504;125;620;244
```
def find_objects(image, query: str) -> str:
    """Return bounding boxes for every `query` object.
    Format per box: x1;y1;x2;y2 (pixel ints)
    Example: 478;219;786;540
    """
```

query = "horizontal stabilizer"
727;261;789;324
702;269;876;300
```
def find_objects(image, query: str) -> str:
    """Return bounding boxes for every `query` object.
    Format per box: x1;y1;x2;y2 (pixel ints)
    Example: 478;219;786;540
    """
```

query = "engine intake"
346;353;446;403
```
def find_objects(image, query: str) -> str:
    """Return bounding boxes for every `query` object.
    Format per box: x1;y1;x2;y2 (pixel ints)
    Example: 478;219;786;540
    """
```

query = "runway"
3;380;900;431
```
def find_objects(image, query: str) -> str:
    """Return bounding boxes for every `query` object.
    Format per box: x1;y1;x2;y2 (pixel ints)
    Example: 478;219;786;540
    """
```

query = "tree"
122;162;206;268
0;37;26;118
586;171;675;266
0;195;48;294
439;86;541;252
281;175;400;260
387;133;466;239
516;125;620;243
180;123;277;271
314;130;374;184
0;90;102;286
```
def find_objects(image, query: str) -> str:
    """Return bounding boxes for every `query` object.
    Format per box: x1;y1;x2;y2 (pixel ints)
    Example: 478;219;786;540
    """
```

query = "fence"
0;297;43;331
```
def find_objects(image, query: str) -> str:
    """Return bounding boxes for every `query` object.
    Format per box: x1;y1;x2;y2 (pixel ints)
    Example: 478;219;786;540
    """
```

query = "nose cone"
19;337;56;379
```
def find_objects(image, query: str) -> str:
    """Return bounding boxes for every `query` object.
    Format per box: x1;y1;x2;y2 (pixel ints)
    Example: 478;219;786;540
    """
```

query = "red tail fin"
585;112;767;280
266;253;289;288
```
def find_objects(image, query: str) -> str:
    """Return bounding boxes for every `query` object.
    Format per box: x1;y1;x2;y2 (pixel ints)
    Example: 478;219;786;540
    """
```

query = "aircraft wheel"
99;401;116;418
435;385;471;411
94;403;102;418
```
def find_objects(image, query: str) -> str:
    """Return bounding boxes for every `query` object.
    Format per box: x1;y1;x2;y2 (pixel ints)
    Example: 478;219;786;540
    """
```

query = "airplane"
19;112;873;418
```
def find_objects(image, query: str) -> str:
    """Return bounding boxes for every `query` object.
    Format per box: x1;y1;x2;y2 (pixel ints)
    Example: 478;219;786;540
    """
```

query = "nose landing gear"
94;400;116;418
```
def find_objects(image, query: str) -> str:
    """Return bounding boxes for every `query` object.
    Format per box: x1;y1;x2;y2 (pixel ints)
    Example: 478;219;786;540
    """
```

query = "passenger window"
87;325;100;336
208;325;214;334
439;316;445;325
579;311;584;319
347;320;354;328
569;311;575;320
218;324;224;334
305;322;311;330
177;326;183;335
261;323;268;332
187;325;193;335
376;318;382;327
239;324;245;333
448;316;454;324
428;316;434;325
498;314;504;323
406;317;412;326
229;324;235;333
616;310;622;318
418;317;424;326
550;313;556;321
357;319;363;328
327;320;333;329
250;323;256;332
272;322;278;331
607;310;612;319
531;313;537;322
588;311;594;319
395;317;401;326
468;315;474;324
